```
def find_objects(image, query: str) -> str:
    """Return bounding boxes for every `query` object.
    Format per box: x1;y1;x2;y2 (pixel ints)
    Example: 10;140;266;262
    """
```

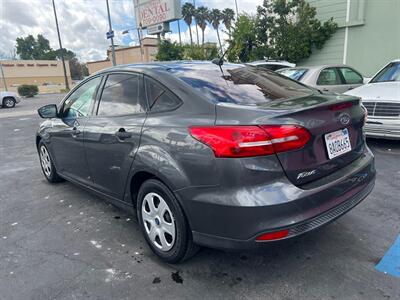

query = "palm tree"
195;6;209;46
209;9;223;55
222;8;235;39
182;3;195;46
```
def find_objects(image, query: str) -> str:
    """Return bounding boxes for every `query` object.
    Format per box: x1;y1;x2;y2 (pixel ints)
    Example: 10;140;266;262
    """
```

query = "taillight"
189;125;310;158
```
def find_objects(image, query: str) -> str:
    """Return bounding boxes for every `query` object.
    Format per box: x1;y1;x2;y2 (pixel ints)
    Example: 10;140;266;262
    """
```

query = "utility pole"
177;19;182;46
52;0;69;90
0;62;7;91
106;0;116;66
234;0;239;16
193;0;200;46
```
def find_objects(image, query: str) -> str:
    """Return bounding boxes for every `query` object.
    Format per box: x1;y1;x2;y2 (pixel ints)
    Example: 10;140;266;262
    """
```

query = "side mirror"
38;104;58;119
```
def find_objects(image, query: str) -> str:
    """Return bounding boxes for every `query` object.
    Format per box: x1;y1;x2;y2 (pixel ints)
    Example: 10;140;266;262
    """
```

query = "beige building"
0;60;72;93
87;37;158;75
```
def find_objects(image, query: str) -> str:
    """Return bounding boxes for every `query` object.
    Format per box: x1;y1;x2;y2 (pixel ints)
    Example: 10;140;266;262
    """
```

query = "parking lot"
0;94;399;300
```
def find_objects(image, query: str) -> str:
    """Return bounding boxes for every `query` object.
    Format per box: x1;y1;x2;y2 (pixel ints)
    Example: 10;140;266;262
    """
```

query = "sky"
0;0;263;62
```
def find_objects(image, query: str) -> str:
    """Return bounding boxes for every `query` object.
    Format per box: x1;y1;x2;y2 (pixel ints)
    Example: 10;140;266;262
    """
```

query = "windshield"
277;68;309;81
370;62;400;83
170;64;314;105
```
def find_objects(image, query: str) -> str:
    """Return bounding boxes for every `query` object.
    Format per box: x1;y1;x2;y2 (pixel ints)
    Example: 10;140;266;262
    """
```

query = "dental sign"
134;0;181;29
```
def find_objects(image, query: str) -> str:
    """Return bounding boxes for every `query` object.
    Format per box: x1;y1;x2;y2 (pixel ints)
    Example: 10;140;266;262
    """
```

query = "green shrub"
18;84;39;97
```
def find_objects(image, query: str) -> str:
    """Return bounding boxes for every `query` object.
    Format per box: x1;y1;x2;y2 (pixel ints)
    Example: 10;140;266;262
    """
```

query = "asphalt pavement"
0;94;399;300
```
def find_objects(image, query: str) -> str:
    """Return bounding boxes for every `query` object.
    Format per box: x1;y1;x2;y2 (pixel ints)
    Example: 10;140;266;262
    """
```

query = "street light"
0;61;7;91
106;0;116;66
52;0;69;90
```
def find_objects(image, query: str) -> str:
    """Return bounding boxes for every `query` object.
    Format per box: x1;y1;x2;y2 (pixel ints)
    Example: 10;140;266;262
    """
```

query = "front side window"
317;68;341;85
338;67;363;84
371;62;400;83
145;77;182;112
97;73;144;116
61;76;101;119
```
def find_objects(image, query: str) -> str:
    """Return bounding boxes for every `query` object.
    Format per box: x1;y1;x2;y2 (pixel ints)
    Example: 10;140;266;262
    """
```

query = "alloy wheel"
40;145;52;178
141;192;176;252
4;98;15;108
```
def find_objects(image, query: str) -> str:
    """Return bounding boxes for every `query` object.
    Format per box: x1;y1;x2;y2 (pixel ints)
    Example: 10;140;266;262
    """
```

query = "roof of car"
278;64;357;71
94;61;244;75
247;60;295;67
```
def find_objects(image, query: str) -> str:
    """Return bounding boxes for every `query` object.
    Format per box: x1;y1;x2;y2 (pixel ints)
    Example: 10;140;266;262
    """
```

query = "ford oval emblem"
339;113;351;125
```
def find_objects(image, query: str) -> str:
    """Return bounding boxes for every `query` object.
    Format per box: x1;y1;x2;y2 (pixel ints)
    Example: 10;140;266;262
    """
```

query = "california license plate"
324;128;351;159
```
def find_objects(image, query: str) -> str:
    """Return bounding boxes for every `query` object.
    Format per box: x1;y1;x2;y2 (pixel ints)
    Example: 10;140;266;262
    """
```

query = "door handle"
115;128;132;140
71;127;81;138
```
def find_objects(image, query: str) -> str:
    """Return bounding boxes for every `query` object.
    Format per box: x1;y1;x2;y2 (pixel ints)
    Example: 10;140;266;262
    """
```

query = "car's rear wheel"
38;141;64;183
2;97;15;108
137;179;198;263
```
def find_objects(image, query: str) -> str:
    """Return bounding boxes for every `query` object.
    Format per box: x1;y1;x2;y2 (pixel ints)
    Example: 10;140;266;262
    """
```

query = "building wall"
0;60;72;93
346;0;400;76
87;60;113;75
87;38;159;75
301;0;400;77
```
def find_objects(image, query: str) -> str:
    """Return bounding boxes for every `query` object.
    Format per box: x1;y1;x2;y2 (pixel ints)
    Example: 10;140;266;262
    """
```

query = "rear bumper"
365;118;400;140
176;148;375;250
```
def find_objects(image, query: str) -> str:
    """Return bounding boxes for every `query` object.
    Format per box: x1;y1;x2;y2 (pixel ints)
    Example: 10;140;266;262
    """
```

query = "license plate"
324;128;351;159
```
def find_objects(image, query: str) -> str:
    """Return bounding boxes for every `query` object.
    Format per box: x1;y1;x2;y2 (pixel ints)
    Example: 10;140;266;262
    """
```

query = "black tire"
2;97;15;108
137;179;199;263
38;140;64;183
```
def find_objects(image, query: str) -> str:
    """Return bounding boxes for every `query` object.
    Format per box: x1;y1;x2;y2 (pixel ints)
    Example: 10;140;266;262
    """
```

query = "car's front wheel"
38;141;64;183
2;97;16;108
137;179;198;263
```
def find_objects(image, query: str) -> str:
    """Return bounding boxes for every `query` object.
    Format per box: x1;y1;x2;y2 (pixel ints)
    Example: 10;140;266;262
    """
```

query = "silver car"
345;59;400;140
277;65;366;94
0;91;21;108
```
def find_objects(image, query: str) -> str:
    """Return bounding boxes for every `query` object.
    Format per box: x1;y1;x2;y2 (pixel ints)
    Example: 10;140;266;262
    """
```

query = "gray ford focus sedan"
36;61;375;263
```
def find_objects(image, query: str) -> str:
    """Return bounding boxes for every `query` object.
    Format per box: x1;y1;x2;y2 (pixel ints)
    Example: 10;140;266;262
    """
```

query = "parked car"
277;65;367;93
36;62;375;263
345;59;400;139
0;91;21;108
246;60;295;71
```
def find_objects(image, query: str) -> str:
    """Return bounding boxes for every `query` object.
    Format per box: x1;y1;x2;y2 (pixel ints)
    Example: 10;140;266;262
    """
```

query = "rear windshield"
277;68;308;81
169;64;313;105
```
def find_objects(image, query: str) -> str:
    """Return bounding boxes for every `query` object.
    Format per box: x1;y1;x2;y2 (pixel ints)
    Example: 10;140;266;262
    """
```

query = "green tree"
222;8;235;39
156;40;184;61
16;35;36;59
16;34;56;60
208;9;223;54
195;6;209;45
257;0;337;63
227;14;264;62
182;3;195;46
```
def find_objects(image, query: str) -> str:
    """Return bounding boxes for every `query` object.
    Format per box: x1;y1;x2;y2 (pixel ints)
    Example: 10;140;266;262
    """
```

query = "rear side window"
169;64;313;105
338;67;363;84
145;77;182;112
98;73;145;116
317;68;341;85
